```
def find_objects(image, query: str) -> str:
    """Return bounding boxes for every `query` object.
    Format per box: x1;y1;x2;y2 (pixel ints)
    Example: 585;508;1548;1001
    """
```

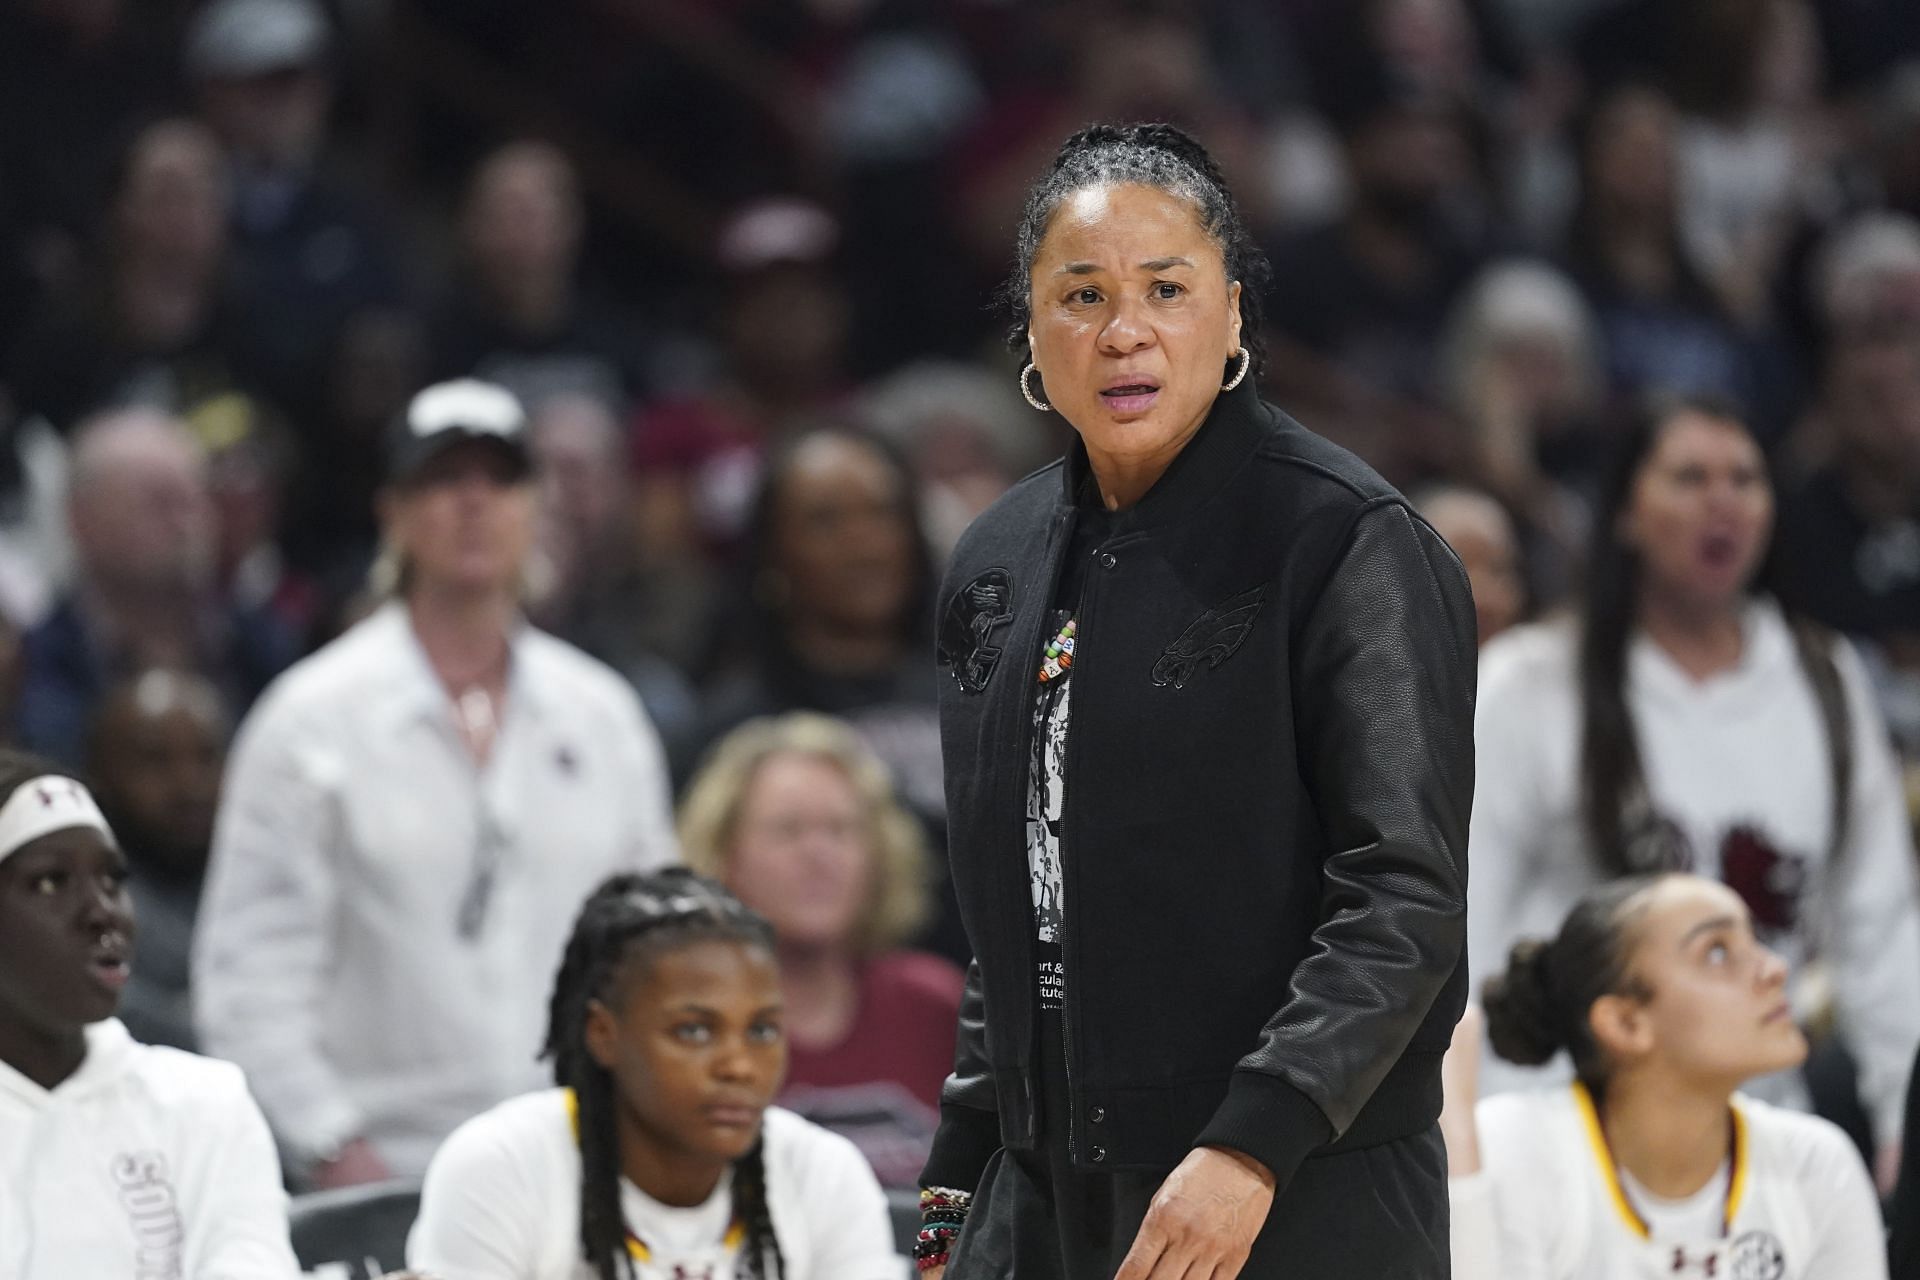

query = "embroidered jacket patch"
1151;586;1266;689
939;568;1016;694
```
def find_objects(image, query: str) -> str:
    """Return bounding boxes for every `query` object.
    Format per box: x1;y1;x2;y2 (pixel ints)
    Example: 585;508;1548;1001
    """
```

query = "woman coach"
915;123;1477;1279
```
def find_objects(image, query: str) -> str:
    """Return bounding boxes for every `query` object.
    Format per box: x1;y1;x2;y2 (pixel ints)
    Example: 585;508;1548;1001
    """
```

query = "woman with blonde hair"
680;711;963;1187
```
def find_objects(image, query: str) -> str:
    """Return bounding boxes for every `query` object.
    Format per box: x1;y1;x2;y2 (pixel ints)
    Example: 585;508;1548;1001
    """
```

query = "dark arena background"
2;2;1920;1278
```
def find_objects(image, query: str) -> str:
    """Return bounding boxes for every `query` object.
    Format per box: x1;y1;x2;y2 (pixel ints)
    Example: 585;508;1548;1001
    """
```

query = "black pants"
948;1012;1451;1279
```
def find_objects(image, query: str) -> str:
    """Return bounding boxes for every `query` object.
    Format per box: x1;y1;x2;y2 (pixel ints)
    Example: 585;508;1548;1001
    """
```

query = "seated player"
1442;872;1886;1278
0;749;298;1278
407;868;900;1280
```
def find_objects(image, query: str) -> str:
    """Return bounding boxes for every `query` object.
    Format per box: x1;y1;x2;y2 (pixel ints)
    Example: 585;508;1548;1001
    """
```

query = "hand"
1440;1005;1485;1176
1114;1146;1275;1280
921;1267;946;1280
1876;1140;1903;1197
309;1136;392;1190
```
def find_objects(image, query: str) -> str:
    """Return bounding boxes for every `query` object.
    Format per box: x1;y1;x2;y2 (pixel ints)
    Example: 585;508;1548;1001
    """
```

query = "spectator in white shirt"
407;868;901;1280
0;751;299;1279
1469;393;1920;1190
193;378;678;1189
1442;873;1886;1280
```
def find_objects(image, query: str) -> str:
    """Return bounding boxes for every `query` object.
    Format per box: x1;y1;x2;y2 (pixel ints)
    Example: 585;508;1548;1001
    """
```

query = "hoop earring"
1020;362;1052;412
1221;346;1252;392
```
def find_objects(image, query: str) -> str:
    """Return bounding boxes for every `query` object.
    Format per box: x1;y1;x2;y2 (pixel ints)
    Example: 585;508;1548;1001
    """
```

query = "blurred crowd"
5;0;1920;1244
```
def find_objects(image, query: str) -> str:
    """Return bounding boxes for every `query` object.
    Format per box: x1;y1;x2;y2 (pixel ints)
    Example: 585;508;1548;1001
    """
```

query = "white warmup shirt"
1450;1085;1886;1279
407;1091;904;1280
1468;603;1920;1139
0;1018;300;1279
193;603;679;1177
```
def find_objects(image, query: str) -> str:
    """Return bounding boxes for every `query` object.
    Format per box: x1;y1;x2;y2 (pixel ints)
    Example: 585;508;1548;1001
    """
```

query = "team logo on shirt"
939;568;1015;694
1151;586;1265;689
1719;826;1806;933
1725;1230;1786;1280
1672;1231;1788;1278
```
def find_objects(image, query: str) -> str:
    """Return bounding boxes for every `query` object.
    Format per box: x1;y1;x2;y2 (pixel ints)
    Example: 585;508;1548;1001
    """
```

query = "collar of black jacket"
1058;376;1271;532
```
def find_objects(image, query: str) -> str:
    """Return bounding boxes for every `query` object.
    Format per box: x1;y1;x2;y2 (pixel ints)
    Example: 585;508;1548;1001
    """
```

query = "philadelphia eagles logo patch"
1151;587;1266;689
938;568;1015;694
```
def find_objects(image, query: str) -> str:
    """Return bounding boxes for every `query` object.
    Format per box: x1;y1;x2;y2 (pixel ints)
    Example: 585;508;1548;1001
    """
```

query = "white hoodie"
0;1018;300;1279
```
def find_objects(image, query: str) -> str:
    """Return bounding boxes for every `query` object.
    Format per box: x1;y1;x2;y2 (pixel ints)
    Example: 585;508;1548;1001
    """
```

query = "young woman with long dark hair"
406;869;899;1280
1442;873;1886;1278
1468;395;1920;1185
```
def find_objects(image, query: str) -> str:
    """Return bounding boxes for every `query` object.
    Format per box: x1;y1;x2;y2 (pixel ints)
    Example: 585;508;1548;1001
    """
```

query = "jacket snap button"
1090;1144;1108;1162
1099;552;1117;569
1088;1106;1106;1124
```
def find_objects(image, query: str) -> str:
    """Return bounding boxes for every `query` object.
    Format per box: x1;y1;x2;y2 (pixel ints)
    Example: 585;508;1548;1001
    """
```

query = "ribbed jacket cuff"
1194;1071;1335;1194
919;1102;1002;1192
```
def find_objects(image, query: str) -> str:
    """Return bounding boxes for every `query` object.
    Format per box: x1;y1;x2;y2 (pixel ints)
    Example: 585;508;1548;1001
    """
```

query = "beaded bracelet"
915;1187;973;1271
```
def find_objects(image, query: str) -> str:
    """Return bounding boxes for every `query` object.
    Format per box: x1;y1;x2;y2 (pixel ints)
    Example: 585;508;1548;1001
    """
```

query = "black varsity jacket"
920;379;1477;1198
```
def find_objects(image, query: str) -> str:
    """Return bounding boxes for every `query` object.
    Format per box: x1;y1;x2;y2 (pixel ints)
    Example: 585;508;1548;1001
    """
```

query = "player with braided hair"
408;869;899;1280
924;120;1474;1278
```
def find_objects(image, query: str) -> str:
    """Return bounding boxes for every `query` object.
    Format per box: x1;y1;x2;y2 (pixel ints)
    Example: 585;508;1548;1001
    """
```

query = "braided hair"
1001;121;1271;380
542;868;786;1280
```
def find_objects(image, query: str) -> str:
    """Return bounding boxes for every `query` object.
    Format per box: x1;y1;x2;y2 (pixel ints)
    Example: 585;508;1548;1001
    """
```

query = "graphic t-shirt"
1027;628;1072;1011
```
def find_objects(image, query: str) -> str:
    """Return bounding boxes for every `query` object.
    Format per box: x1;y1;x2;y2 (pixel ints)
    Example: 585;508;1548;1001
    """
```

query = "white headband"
0;776;114;865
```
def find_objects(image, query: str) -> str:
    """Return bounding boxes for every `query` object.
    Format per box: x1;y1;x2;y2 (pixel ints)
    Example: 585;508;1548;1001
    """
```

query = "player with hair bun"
1442;872;1888;1278
407;868;899;1280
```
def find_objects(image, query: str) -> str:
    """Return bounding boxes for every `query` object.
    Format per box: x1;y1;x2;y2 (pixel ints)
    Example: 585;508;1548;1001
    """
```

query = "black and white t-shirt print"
1027;653;1071;1011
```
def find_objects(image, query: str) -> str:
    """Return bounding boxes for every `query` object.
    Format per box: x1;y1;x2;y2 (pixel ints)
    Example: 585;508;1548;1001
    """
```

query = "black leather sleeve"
919;959;1003;1191
1197;499;1476;1187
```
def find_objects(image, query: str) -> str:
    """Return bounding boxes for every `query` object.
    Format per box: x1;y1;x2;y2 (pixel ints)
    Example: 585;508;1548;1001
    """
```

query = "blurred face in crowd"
197;65;331;172
332;308;428;441
1423;490;1523;645
1620;410;1773;615
1830;330;1920;481
88;673;227;881
724;752;874;955
768;433;916;639
586;937;786;1173
1485;333;1591;428
1073;9;1208;121
0;825;135;1071
464;143;582;296
383;440;537;600
1370;0;1477;96
531;395;630;556
1025;183;1242;491
1347;103;1473;224
69;413;216;594
1591;876;1805;1090
1587;87;1678;223
112;120;229;272
726;264;850;396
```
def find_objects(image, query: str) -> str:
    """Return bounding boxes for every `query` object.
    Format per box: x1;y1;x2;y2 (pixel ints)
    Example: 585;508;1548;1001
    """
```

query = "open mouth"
90;931;130;991
1099;380;1161;414
1698;532;1741;570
